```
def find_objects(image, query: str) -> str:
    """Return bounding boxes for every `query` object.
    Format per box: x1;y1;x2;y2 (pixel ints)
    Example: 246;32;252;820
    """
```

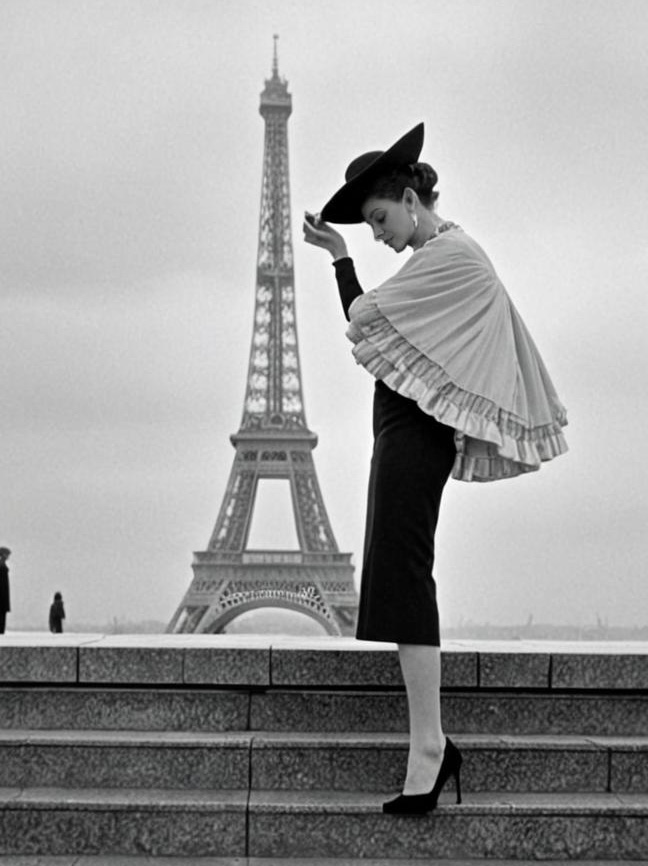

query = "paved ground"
2;631;647;653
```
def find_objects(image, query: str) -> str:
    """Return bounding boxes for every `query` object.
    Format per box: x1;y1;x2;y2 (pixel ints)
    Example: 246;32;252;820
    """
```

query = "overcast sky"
1;0;647;631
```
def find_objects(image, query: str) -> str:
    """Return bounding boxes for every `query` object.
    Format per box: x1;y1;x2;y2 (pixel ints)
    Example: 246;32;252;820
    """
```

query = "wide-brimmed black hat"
320;122;428;224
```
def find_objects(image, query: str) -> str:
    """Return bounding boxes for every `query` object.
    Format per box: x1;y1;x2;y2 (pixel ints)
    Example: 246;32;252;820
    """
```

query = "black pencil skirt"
355;380;457;645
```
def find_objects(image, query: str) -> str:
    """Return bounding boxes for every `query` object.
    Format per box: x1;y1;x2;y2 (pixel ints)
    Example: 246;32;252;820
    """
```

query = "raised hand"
303;212;349;260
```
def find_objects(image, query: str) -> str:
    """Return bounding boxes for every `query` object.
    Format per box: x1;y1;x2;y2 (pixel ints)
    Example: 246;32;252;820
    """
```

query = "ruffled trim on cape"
347;294;568;482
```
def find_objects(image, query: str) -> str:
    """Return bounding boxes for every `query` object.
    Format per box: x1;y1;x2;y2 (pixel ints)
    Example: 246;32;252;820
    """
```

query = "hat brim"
320;122;425;224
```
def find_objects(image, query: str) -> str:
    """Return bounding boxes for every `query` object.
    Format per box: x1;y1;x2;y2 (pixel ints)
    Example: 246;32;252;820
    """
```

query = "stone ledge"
0;635;646;689
0;647;78;684
552;652;648;689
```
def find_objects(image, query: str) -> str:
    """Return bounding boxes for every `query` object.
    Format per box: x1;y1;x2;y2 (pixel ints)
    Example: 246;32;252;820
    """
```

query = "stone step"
0;788;248;857
1;730;646;794
251;689;648;736
249;732;648;793
248;791;648;860
0;860;640;866
0;688;250;732
2;688;647;736
0;731;251;791
1;788;646;859
0;861;641;866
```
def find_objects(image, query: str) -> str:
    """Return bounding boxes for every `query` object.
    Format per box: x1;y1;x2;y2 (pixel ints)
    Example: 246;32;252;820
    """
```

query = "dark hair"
364;162;439;208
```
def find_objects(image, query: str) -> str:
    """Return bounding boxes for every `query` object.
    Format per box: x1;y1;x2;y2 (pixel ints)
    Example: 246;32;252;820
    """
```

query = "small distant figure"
0;547;11;635
49;592;66;634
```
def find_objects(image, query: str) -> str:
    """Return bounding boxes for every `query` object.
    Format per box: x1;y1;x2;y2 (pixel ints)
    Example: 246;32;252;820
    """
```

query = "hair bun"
410;162;438;196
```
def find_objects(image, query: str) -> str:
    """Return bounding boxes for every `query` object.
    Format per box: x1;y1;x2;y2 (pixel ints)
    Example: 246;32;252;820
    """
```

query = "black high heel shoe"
382;736;462;815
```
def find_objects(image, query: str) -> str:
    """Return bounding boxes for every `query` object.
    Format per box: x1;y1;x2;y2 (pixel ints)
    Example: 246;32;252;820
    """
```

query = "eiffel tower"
167;40;358;636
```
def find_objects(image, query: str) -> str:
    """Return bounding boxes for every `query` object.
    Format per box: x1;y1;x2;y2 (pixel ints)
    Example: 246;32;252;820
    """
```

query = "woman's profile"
303;122;568;814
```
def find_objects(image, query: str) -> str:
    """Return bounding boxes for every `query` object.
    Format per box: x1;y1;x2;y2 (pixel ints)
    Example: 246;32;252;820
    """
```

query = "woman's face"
361;195;414;253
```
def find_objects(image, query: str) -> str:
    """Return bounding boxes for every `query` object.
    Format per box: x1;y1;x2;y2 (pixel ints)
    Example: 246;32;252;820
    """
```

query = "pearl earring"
411;212;419;229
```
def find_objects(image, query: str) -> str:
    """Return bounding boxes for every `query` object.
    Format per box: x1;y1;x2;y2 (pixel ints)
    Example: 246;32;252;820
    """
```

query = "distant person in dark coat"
0;547;11;634
49;592;65;634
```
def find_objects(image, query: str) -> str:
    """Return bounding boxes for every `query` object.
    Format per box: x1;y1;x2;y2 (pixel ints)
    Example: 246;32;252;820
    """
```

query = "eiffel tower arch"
167;40;358;637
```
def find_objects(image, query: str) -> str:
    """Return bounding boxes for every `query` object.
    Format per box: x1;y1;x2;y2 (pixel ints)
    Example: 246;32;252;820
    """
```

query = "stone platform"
1;633;647;689
0;635;647;860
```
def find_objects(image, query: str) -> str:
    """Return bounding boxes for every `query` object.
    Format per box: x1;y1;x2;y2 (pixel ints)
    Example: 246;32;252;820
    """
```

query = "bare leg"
397;643;446;795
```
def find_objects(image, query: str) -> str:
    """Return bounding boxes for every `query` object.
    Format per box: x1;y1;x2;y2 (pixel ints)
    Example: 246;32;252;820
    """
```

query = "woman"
303;122;568;815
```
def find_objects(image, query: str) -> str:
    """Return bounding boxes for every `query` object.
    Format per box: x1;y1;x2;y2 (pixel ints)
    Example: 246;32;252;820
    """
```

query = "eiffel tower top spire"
272;33;279;76
260;34;291;115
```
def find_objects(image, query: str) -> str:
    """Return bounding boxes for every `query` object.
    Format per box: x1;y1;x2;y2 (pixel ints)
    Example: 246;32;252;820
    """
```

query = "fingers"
304;211;331;237
303;216;334;241
303;211;345;259
302;213;328;244
302;220;318;244
302;226;319;245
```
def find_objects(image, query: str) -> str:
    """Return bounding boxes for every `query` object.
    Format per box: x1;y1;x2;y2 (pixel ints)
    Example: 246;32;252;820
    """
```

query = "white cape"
346;227;568;482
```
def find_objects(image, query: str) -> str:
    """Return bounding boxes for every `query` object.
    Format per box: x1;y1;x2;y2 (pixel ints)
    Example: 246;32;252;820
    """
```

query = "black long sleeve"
332;256;364;321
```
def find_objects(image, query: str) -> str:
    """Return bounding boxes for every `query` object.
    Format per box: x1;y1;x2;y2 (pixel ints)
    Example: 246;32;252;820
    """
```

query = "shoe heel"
454;768;462;805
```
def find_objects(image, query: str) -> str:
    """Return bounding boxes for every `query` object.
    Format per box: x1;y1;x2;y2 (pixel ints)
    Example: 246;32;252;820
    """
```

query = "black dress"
334;258;456;646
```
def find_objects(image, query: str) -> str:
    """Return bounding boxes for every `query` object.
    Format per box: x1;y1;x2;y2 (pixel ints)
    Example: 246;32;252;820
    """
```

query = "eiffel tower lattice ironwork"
167;40;358;636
